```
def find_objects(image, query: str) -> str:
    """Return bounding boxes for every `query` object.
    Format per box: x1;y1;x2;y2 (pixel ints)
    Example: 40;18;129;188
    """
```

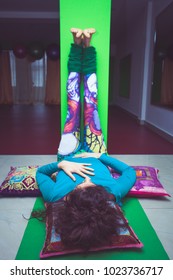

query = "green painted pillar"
59;0;111;145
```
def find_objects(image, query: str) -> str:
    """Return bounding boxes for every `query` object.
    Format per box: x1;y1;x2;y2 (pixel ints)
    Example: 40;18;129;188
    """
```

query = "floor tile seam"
153;229;173;236
141;207;173;210
139;201;173;208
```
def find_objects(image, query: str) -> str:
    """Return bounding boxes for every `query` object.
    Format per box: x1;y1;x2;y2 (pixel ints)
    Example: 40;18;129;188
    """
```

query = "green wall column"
59;0;111;145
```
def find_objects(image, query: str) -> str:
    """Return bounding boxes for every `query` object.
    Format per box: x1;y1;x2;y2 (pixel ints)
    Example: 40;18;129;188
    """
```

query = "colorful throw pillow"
40;202;143;259
0;165;170;198
0;165;41;197
111;166;170;197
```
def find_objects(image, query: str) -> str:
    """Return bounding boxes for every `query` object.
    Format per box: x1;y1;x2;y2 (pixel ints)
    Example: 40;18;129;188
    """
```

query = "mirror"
151;2;173;109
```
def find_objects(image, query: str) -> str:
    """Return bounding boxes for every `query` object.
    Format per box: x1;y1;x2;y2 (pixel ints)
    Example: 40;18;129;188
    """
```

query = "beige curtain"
161;57;173;105
0;51;13;104
13;57;33;104
45;58;60;104
0;52;60;105
11;53;47;104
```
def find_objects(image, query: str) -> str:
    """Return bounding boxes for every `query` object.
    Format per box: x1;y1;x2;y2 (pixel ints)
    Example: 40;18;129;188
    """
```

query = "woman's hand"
74;152;102;159
58;160;95;181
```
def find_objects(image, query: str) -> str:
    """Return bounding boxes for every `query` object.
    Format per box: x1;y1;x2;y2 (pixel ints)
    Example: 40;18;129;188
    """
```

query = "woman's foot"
83;28;96;47
70;28;83;45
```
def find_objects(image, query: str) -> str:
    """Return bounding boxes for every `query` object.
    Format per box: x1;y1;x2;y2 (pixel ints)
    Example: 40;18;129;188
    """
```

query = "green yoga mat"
15;197;169;260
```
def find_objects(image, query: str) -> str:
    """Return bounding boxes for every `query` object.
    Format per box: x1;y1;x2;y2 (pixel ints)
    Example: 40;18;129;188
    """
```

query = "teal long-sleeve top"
36;154;136;205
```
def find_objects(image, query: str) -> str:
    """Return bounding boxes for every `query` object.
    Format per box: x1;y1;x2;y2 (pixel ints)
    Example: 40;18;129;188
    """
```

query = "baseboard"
144;121;173;145
110;105;173;145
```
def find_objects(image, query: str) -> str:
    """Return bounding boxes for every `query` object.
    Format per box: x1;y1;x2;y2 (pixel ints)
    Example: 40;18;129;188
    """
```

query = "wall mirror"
151;2;173;109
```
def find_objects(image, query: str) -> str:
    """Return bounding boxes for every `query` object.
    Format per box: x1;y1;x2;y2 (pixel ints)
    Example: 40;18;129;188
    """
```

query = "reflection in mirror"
119;54;131;98
151;2;173;109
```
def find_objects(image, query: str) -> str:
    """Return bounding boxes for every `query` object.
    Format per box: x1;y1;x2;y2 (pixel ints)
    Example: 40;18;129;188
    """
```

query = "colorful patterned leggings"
58;71;107;156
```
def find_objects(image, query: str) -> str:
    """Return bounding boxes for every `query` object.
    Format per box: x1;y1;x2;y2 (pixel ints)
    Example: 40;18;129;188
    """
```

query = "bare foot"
70;28;83;45
83;28;96;47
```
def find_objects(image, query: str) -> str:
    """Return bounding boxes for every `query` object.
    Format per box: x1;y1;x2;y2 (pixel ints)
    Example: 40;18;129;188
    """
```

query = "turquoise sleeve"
99;154;130;174
36;162;60;202
99;154;136;201
113;168;136;200
37;162;60;176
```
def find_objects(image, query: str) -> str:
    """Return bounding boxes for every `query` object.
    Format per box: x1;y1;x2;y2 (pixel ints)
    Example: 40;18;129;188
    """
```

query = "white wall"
113;3;148;117
113;0;173;137
145;0;173;137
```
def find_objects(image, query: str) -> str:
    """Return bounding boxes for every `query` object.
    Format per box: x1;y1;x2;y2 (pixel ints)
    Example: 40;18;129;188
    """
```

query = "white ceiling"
0;0;160;50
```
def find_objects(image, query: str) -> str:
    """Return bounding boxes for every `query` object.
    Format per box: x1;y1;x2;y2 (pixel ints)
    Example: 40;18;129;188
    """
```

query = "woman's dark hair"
52;186;122;252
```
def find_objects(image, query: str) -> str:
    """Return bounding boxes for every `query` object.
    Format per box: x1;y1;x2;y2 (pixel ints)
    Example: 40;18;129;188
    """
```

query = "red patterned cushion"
40;202;143;259
0;165;41;197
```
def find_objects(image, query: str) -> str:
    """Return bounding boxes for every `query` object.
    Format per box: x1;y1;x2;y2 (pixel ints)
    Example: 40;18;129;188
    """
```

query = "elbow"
131;168;136;184
130;167;137;185
124;166;136;188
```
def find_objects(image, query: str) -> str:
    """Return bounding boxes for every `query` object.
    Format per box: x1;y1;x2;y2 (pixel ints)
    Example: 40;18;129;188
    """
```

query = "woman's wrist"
58;160;66;169
95;153;102;158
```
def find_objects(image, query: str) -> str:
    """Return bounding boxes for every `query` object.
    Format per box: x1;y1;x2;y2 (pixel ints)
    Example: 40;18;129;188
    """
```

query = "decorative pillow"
40;202;143;259
111;166;170;197
0;165;41;197
0;165;170;198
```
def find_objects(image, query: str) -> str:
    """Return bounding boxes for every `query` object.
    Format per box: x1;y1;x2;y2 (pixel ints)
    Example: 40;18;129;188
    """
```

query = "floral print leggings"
58;71;107;156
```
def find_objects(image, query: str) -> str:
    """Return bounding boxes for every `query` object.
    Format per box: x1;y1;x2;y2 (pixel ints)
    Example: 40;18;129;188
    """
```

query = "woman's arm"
74;153;136;200
99;154;130;174
74;152;101;159
36;162;59;201
58;160;95;181
37;162;60;176
37;160;94;180
99;154;136;199
74;152;130;173
36;160;95;201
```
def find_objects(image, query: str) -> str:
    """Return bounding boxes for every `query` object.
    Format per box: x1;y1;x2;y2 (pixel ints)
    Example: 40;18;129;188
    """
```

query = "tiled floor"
1;104;173;155
0;154;172;260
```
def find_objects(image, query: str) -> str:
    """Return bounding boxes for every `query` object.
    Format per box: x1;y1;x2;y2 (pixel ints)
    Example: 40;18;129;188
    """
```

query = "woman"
36;28;136;251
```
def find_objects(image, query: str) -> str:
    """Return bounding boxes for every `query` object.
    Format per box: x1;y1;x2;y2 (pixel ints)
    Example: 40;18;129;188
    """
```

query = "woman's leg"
82;30;107;153
83;72;107;153
58;71;81;156
58;31;83;157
